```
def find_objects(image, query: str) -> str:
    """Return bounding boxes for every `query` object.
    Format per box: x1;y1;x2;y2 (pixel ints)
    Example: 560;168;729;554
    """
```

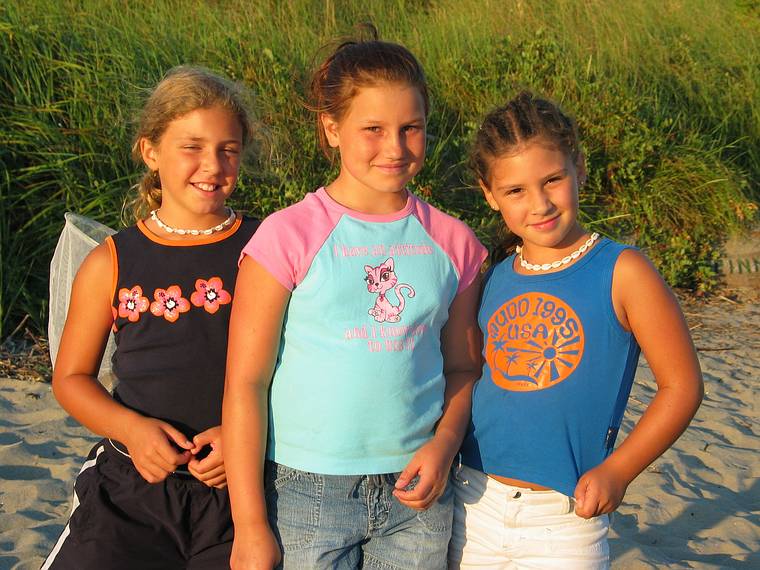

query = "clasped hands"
122;418;227;488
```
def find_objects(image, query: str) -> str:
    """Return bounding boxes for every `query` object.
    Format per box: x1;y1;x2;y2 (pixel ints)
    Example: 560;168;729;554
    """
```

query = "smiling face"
481;140;587;264
321;82;426;214
140;105;243;229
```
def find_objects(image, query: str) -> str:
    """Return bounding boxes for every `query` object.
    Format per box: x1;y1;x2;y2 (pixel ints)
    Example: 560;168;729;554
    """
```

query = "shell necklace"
150;208;236;236
516;232;600;272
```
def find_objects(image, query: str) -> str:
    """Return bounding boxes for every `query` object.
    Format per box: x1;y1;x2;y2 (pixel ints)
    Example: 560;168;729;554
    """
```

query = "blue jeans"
265;461;453;569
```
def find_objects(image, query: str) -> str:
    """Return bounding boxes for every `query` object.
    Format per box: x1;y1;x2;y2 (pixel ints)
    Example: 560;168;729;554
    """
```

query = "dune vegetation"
1;0;758;337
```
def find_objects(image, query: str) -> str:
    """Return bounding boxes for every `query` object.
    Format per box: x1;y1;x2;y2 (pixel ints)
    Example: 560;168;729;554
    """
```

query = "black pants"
42;439;233;570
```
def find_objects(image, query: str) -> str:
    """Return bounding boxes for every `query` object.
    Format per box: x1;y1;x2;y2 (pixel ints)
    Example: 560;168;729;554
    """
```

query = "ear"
139;137;160;171
478;179;500;211
320;113;340;148
364;265;374;274
382;258;394;271
575;152;587;187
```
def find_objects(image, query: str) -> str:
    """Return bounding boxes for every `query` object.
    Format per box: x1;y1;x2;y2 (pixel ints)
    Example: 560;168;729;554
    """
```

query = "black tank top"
106;215;259;438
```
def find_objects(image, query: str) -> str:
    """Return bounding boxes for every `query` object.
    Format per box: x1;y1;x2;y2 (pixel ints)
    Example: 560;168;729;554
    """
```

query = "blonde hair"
129;66;255;221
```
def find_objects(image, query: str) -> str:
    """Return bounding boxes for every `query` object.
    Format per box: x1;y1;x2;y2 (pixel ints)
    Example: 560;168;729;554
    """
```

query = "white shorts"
448;464;609;569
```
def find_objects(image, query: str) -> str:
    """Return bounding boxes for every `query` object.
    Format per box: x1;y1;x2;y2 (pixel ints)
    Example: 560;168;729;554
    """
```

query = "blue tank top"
460;238;640;497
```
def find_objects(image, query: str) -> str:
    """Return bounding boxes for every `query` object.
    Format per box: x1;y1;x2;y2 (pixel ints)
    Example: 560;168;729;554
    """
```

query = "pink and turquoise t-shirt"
241;187;487;475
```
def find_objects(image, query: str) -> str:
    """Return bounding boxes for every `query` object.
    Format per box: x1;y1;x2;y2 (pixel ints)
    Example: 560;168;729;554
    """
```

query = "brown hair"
472;91;581;262
307;23;429;160
128;65;255;221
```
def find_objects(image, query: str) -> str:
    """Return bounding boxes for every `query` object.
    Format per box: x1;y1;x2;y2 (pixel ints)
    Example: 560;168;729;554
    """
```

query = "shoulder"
611;246;673;329
411;195;487;291
74;240;114;296
613;247;660;284
412;196;481;239
264;192;327;226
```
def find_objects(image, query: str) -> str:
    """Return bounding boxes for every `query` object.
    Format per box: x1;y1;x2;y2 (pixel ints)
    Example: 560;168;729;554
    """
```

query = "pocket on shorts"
542;512;610;560
416;478;454;534
264;462;322;550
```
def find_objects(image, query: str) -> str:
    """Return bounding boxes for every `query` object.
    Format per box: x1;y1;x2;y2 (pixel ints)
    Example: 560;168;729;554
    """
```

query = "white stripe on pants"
41;445;105;570
448;465;609;569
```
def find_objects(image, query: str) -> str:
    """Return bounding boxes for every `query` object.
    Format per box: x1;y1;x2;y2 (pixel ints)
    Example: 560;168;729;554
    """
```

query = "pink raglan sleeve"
239;194;339;291
415;199;488;294
239;212;297;290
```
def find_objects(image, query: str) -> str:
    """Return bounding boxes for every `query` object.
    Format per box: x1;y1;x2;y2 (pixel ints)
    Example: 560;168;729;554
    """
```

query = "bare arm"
574;249;703;517
223;257;289;569
52;243;193;483
394;275;482;509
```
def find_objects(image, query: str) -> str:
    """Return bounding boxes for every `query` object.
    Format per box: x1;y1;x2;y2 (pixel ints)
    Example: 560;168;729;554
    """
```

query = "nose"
384;131;405;159
528;187;554;215
201;149;222;174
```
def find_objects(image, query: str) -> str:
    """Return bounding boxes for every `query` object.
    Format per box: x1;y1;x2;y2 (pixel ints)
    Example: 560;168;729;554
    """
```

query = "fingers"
190;426;221;455
394;461;419;492
574;478;600;519
160;422;194;451
393;472;444;510
188;455;225;478
189;462;227;486
129;421;192;483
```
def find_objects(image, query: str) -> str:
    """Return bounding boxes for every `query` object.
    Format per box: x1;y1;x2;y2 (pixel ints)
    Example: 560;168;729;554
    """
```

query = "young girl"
449;92;704;569
223;29;487;570
43;66;260;569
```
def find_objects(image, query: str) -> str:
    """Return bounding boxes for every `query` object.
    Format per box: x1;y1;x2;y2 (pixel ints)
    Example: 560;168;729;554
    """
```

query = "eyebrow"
543;168;568;180
178;136;242;144
358;117;426;125
494;168;568;192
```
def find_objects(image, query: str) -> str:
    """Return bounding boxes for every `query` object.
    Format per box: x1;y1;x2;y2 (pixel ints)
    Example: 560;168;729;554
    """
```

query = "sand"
1;298;758;569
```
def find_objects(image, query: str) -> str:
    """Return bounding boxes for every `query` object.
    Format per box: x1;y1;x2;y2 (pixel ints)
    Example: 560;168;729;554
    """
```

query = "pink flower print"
190;277;232;314
150;285;190;323
117;286;149;322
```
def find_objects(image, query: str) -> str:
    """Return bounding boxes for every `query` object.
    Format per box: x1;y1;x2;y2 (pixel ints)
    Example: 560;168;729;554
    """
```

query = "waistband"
455;463;574;510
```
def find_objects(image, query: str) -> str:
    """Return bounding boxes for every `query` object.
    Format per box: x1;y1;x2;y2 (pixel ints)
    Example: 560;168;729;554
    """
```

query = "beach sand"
1;297;758;569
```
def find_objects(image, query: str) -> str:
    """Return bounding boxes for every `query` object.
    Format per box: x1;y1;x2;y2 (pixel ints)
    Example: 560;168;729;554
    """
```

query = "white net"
48;212;117;388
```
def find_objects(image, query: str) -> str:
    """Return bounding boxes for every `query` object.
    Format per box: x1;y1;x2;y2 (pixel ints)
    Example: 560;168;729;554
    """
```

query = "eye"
402;125;421;133
365;126;382;133
381;271;390;281
364;275;373;284
183;145;201;150
546;176;563;185
504;187;523;196
223;147;240;155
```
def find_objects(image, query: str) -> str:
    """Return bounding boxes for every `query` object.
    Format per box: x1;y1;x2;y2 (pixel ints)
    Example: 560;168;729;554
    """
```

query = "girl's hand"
188;425;227;488
393;435;455;511
122;417;193;484
230;523;282;570
573;461;629;519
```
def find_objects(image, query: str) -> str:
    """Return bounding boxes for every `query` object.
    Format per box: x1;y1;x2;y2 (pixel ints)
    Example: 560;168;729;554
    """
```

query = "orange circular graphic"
485;293;585;391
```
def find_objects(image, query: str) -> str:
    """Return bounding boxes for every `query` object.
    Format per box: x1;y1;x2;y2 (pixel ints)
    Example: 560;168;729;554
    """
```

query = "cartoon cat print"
364;257;415;323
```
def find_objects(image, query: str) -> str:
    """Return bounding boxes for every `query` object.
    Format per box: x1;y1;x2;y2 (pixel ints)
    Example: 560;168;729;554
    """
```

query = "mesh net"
48;213;117;387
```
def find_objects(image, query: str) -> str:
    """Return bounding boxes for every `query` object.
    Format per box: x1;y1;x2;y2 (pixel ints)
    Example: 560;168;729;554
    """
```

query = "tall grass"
1;0;758;337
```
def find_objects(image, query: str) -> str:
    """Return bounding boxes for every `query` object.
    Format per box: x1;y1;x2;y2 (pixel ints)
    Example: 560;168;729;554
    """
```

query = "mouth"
374;162;408;174
530;216;560;231
191;182;220;192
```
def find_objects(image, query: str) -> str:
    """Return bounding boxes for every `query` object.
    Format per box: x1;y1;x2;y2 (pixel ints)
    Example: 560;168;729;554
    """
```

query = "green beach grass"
1;0;758;337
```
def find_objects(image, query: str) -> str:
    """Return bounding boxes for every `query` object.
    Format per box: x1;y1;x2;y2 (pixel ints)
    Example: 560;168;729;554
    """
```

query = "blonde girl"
44;66;260;569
